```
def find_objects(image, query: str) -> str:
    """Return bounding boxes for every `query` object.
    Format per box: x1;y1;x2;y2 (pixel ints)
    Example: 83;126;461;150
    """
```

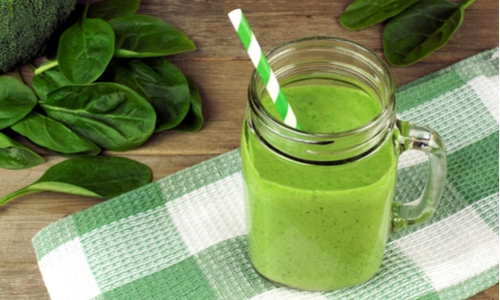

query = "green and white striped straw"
228;9;300;129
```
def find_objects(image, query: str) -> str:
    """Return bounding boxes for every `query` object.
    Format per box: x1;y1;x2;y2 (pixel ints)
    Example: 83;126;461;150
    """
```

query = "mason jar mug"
240;37;447;291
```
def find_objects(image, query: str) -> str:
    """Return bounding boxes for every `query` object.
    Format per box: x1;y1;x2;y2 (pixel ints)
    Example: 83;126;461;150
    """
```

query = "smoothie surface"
261;84;382;133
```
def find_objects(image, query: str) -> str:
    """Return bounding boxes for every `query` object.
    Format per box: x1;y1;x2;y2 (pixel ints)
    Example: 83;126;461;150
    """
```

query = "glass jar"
240;37;446;291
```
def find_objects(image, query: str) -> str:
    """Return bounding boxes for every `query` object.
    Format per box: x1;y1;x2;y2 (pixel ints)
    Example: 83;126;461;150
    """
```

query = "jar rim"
248;36;395;140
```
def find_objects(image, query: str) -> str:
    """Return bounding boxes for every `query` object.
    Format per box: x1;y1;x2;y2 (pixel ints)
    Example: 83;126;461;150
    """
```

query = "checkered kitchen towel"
32;48;499;300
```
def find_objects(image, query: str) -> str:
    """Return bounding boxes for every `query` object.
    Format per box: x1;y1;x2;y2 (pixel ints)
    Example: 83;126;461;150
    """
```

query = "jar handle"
392;120;447;232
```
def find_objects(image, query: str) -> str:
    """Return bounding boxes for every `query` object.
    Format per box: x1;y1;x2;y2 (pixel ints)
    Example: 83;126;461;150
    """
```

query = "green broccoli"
0;0;77;73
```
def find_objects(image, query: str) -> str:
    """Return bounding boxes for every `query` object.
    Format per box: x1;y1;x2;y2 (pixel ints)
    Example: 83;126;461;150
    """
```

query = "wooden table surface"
0;0;498;299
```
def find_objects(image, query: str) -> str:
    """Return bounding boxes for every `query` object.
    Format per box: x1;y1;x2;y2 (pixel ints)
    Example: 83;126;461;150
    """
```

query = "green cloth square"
33;48;499;300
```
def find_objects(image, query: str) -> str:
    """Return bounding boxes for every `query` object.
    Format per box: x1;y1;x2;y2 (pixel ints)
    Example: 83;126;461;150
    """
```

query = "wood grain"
1;0;498;299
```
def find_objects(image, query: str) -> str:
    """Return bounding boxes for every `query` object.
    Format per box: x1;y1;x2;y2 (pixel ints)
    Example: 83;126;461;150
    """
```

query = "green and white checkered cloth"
32;49;499;300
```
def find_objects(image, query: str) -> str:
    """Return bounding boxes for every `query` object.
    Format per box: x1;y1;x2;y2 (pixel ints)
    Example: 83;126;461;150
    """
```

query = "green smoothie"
241;84;398;290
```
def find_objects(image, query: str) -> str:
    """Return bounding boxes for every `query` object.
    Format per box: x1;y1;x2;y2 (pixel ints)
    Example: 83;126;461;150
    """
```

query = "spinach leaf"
340;0;420;30
104;60;146;96
88;0;141;21
174;77;204;132
57;11;115;84
32;67;72;101
40;83;156;151
109;15;196;58
0;76;37;129
11;112;101;157
383;0;477;66
0;156;152;206
0;132;45;170
106;58;191;131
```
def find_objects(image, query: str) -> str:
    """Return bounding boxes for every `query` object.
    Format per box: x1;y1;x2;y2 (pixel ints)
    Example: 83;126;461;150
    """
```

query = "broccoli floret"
0;0;77;73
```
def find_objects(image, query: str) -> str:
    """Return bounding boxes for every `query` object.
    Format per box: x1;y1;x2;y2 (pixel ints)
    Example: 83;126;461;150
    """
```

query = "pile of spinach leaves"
339;0;477;66
0;0;203;205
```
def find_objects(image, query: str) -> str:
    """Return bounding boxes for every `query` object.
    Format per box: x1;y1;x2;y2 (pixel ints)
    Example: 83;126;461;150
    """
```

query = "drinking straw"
228;9;301;130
